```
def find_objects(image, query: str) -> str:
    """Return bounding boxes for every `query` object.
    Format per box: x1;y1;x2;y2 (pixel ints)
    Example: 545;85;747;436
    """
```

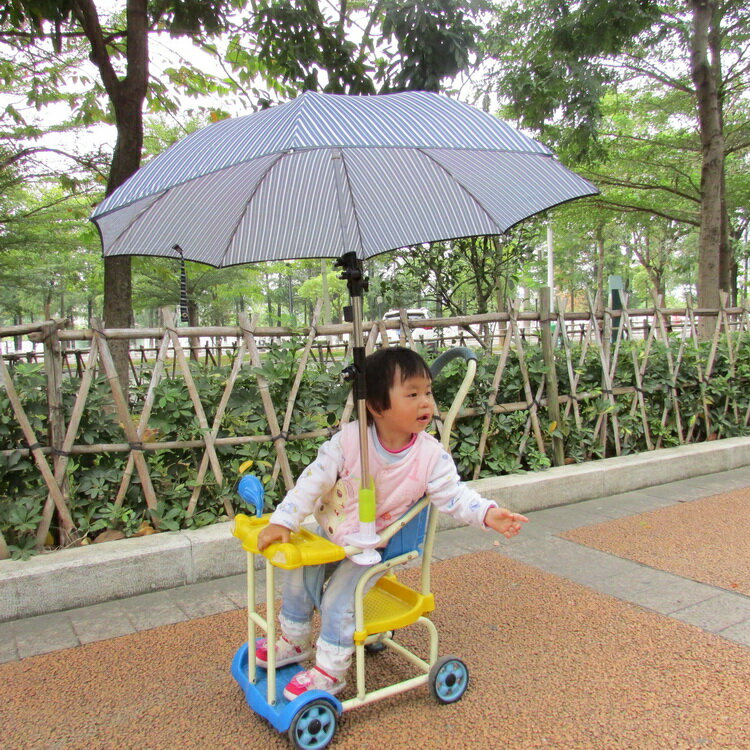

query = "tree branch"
591;198;700;227
585;171;701;204
69;0;121;97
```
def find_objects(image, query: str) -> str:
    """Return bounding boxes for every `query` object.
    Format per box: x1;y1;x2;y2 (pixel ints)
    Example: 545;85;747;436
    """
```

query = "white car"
382;308;435;345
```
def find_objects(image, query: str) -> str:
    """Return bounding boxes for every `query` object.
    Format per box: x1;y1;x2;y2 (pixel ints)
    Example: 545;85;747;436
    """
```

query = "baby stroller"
231;346;477;749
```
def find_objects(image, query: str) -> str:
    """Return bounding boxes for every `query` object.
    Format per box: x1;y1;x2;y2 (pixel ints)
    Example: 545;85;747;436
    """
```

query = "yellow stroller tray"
232;513;346;570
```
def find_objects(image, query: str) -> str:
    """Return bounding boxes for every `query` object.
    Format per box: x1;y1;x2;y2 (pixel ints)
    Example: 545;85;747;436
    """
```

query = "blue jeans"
280;553;386;674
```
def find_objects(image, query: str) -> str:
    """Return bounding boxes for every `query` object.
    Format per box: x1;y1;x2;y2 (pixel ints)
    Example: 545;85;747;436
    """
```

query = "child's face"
370;367;435;445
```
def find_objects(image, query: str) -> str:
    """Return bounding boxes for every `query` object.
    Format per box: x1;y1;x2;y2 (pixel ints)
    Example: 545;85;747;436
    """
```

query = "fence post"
42;320;72;546
540;288;565;467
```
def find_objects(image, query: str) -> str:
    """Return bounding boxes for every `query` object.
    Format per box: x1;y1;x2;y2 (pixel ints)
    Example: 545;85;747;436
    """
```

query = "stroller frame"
231;345;477;748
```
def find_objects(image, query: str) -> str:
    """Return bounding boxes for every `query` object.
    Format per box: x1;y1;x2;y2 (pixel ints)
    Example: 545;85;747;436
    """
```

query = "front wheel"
428;656;469;704
288;699;338;750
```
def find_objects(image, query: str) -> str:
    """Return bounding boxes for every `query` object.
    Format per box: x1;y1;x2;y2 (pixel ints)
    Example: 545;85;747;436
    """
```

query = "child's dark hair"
365;347;432;423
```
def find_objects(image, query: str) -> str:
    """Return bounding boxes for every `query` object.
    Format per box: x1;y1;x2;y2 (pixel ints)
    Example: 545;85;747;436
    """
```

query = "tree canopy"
1;1;749;337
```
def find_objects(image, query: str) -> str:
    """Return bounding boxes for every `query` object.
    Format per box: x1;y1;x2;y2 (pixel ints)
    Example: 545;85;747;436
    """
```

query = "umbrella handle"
337;252;371;485
337;252;380;565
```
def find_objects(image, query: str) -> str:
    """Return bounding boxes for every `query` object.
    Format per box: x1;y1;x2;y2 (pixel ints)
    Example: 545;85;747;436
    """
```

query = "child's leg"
315;559;386;676
256;564;325;668
283;559;386;699
278;563;324;645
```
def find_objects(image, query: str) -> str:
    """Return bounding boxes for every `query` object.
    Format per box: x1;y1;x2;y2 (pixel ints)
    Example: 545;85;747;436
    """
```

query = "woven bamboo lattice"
1;298;749;550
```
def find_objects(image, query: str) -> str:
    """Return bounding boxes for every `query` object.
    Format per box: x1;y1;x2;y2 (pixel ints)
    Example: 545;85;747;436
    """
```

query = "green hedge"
1;334;749;558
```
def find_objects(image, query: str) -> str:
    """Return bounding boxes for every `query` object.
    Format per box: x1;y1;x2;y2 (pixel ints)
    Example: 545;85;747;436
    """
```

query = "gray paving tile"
689;475;750;493
554;497;645;524
548;548;640;586
728;467;750;483
638;480;721;504
715;619;750;648
596;491;679;516
495;535;552;562
166;580;239;619
69;601;136;644
212;573;249;609
431;525;496;560
519;504;608;534
592;570;717;615
524;492;676;535
502;538;639;586
123;590;189;631
0;620;19;663
15;612;79;658
670;592;750;633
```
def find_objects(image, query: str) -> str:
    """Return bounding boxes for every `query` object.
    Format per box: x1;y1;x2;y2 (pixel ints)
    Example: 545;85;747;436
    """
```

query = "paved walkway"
3;465;750;665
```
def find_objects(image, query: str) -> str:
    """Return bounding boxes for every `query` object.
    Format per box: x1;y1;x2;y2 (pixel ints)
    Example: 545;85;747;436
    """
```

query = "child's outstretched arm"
483;507;529;538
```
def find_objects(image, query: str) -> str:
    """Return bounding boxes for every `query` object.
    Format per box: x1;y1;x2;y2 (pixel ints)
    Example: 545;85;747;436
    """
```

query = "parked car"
382;308;435;345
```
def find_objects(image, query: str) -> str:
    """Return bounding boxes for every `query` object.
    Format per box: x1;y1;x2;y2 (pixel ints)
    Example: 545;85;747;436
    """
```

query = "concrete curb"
3;436;750;623
473;435;750;513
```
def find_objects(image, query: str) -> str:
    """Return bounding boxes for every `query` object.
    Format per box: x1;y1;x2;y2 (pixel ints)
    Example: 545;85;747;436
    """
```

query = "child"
257;346;528;700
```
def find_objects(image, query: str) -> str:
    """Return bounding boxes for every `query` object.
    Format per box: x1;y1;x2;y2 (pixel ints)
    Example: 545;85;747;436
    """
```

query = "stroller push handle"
429;347;477;378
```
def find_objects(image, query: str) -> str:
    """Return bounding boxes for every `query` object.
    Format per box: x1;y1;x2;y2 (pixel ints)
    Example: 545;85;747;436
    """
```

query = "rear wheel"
428;656;469;704
364;630;393;654
288;699;338;750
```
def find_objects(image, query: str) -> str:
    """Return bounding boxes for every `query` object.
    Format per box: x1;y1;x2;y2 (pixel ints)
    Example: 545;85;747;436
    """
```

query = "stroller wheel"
288;699;338;750
428;656;469;704
365;630;394;654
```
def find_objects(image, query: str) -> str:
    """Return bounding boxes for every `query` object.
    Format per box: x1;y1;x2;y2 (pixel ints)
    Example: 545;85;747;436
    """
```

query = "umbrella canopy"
91;91;597;266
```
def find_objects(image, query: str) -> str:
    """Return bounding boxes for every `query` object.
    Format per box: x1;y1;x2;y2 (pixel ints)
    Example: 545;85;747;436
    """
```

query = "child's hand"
484;507;529;538
257;523;292;551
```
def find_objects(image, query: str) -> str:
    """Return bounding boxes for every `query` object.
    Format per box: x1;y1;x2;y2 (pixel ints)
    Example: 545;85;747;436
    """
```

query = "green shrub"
1;333;749;558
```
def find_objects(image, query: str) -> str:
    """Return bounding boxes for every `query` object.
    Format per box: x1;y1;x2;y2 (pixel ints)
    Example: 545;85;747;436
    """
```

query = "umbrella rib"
217;152;286;267
104;189;181;260
335;150;366;257
416;149;509;235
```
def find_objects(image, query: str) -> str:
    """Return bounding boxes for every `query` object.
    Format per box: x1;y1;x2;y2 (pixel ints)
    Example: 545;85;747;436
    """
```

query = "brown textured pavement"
4;543;750;749
561;487;750;596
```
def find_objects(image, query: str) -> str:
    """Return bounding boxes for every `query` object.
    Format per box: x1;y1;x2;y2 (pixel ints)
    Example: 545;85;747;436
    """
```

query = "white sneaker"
255;635;312;669
283;665;346;701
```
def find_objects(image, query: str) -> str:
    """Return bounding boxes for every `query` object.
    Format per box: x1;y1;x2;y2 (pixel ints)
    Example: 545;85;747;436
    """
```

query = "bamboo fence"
1;293;749;551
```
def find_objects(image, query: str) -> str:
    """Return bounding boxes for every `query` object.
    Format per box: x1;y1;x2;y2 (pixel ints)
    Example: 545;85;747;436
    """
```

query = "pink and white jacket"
269;421;497;548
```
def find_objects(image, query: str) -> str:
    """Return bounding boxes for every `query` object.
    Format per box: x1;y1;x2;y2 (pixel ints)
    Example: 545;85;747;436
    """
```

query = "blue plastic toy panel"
381;501;430;562
231;642;342;733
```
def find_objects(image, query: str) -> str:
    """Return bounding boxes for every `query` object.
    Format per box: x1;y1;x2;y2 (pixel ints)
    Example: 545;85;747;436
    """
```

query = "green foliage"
483;0;665;161
379;0;481;92
242;0;481;96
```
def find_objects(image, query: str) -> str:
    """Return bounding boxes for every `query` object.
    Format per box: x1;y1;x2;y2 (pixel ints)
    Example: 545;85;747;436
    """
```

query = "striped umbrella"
91;90;597;267
91;91;597;562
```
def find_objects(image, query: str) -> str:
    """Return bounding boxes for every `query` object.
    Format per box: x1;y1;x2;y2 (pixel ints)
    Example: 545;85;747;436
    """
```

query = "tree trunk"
265;273;274;323
321;259;330;324
708;10;732;298
595;226;605;314
690;0;725;334
188;298;200;361
75;0;149;390
14;313;22;351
